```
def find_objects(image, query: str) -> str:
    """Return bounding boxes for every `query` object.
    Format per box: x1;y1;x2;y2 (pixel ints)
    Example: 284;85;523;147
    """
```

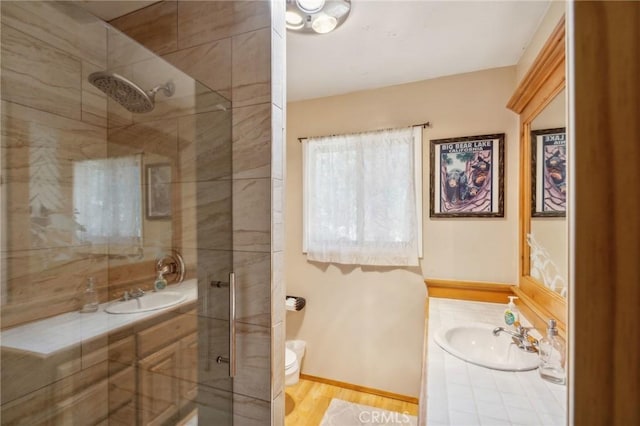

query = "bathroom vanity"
0;281;198;425
423;298;566;425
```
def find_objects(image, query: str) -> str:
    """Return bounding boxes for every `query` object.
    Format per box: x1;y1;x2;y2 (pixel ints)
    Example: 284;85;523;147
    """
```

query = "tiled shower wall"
110;1;286;423
1;1;110;328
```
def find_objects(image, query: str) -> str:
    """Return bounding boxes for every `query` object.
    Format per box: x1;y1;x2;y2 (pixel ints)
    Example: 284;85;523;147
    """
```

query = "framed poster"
146;163;172;220
531;128;566;217
430;133;504;218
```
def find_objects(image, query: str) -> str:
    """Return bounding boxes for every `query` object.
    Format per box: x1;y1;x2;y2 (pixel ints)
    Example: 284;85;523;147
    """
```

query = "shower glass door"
1;2;234;424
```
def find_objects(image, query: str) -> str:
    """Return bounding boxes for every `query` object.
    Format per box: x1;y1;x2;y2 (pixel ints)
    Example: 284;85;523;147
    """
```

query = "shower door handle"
228;271;236;378
214;272;236;378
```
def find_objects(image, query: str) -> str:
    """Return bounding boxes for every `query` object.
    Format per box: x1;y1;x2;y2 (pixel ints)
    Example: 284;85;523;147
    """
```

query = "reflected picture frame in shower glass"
531;128;566;217
146;163;172;220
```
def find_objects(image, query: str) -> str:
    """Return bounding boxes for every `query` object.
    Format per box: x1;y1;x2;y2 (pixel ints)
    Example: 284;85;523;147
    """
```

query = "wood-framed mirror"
507;16;567;336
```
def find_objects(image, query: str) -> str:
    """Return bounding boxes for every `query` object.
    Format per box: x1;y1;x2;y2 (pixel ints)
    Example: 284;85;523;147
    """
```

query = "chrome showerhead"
88;71;174;113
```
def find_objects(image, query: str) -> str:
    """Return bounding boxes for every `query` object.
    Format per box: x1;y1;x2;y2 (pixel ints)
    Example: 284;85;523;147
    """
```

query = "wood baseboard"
299;374;419;404
425;278;514;303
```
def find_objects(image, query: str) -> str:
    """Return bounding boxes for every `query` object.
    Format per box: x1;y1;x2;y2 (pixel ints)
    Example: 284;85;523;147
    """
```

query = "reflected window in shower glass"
73;155;142;244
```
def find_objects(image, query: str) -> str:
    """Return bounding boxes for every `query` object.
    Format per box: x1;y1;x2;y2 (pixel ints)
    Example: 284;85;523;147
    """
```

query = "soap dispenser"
154;271;167;291
538;319;566;384
504;296;519;327
81;277;99;313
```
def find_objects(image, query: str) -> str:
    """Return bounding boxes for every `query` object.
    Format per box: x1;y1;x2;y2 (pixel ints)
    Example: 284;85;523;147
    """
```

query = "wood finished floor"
284;379;419;426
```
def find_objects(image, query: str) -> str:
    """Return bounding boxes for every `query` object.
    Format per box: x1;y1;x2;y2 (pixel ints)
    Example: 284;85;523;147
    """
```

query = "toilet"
284;347;300;386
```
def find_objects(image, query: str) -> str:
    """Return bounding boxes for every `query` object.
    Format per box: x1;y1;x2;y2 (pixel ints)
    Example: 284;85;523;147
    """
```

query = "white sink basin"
434;323;539;371
105;291;187;314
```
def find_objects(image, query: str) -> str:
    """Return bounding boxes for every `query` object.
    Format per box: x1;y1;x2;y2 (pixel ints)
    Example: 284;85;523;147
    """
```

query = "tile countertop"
0;279;197;358
425;298;567;426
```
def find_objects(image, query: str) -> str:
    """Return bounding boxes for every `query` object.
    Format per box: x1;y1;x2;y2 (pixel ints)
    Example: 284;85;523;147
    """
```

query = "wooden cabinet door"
54;379;109;425
178;332;198;406
138;341;180;426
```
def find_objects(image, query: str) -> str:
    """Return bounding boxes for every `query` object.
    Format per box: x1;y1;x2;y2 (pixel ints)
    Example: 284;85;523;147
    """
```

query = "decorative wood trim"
299;374;419;405
507;16;566;115
425;279;514;304
511;285;566;340
507;14;568;352
573;2;640;424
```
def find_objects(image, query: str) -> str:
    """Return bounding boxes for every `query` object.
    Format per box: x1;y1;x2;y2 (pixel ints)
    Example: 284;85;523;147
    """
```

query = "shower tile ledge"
1;279;197;357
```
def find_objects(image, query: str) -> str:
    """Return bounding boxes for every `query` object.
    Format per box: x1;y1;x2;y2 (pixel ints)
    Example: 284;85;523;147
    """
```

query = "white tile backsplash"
425;298;567;426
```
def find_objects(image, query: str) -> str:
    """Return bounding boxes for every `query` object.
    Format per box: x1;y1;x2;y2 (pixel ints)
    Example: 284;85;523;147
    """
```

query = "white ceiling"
76;0;551;103
287;0;551;101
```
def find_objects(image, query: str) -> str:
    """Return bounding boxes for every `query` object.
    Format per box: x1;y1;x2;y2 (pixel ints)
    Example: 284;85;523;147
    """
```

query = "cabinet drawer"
137;312;197;358
109;335;136;374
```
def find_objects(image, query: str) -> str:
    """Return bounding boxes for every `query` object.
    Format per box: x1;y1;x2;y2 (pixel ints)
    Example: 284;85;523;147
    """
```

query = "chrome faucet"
493;322;539;353
122;288;145;301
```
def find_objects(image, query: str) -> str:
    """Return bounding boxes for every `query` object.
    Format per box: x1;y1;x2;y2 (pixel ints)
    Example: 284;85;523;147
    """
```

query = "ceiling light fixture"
286;0;351;35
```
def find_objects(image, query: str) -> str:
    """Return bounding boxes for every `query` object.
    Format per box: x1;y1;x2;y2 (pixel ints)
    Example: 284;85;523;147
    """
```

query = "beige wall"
516;1;566;84
285;66;519;397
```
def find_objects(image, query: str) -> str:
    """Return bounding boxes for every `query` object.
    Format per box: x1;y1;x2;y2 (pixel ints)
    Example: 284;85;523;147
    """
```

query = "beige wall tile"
108;118;178;161
194;384;232;426
163;39;232;100
1;26;81;120
272;178;284;253
176;180;232;251
177;1;270;50
1;1;106;68
271;251;285;327
232;103;271;179
271;321;284;400
232;28;271;107
107;26;156;70
196;316;233;393
109;0;178;56
233;179;271;252
178;110;232;183
2;101;106;186
272;388;285;426
272;0;286;38
271;104;284;179
234;251;271;327
233;322;270;401
271;29;285;109
233;391;271;425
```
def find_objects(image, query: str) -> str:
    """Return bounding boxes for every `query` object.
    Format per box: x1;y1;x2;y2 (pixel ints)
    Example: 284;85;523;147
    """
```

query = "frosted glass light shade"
311;14;337;34
286;10;304;29
296;0;325;14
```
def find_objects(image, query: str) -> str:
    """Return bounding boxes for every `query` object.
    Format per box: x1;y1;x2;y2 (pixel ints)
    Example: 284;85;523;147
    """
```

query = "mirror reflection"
528;89;568;297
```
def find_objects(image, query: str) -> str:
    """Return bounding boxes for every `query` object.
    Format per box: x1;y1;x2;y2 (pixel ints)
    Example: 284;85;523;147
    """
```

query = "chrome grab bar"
229;271;236;377
215;272;236;378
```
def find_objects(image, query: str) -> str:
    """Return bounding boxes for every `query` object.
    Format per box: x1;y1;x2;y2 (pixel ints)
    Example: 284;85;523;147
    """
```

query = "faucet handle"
122;290;130;301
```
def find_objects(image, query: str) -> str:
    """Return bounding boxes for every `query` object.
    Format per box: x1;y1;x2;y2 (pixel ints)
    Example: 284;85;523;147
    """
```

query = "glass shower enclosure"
1;1;234;424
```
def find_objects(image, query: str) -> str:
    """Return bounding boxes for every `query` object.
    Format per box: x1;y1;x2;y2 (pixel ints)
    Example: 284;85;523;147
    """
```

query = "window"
73;155;142;245
303;127;422;266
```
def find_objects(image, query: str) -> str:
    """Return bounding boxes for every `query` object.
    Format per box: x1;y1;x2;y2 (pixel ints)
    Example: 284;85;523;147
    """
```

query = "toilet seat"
285;348;297;370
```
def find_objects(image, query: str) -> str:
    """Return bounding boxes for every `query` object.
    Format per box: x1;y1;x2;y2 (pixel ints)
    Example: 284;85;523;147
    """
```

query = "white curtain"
73;155;142;245
303;127;421;266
